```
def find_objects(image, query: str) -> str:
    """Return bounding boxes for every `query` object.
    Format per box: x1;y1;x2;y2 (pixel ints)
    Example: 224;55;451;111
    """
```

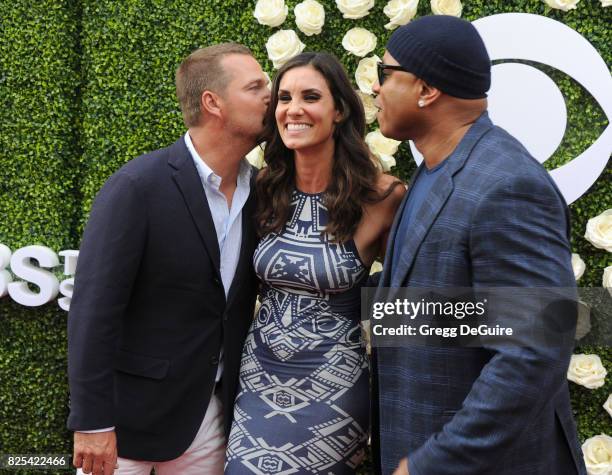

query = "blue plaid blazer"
374;112;586;475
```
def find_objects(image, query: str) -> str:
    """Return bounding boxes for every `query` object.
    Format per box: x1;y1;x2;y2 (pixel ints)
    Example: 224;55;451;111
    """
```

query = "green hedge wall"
0;0;610;470
0;0;80;466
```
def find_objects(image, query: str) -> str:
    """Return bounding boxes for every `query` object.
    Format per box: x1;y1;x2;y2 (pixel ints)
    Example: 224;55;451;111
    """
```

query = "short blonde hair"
175;43;253;127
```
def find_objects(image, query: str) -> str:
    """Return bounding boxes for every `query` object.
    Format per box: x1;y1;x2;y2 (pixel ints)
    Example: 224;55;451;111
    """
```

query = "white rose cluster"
567;354;608;389
543;0;581;12
602;0;612;7
254;0;288;27
355;54;380;95
431;0;463;16
294;0;325;36
366;129;401;172
335;0;375;19
342;27;377;57
357;91;378;124
384;0;419;30
582;434;612;475
585;209;612;252
266;30;306;69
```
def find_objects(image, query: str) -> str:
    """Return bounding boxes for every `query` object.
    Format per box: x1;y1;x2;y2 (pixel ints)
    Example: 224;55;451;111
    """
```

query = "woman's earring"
418;99;426;108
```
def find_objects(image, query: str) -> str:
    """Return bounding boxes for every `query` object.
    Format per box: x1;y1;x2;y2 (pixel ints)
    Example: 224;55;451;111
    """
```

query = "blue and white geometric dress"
225;189;370;474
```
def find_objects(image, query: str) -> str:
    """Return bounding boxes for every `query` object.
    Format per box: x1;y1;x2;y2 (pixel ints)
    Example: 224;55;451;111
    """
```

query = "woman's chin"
282;139;305;151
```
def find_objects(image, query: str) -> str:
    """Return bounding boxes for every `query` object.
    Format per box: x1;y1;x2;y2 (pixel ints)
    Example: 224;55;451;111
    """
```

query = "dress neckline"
294;187;325;197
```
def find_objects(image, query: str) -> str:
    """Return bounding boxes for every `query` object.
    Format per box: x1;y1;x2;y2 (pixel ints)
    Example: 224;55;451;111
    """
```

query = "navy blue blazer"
67;138;258;461
374;113;586;475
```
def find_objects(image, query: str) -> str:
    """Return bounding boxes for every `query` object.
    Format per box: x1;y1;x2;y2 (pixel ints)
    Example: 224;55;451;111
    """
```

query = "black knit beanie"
386;15;491;99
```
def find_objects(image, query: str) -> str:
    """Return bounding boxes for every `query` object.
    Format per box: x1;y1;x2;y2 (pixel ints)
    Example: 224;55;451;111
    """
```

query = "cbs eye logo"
410;13;612;205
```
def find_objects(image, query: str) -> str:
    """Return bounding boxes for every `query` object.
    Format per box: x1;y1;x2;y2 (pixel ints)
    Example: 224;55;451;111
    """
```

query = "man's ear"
417;81;442;107
201;90;222;119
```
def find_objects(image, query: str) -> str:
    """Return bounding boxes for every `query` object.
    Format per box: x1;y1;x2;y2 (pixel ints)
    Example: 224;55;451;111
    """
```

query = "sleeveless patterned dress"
225;189;370;474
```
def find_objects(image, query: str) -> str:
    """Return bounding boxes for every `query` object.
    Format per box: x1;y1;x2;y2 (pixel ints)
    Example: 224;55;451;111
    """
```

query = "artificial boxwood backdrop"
0;0;610;472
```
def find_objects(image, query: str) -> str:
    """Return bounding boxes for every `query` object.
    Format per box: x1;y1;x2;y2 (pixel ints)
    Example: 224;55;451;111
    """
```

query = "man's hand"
393;457;410;475
73;431;118;475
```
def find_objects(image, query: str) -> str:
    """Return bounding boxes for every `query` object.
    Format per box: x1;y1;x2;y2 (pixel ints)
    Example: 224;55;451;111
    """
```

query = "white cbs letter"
58;250;79;276
57;250;79;312
8;246;60;306
0;244;12;297
58;277;74;311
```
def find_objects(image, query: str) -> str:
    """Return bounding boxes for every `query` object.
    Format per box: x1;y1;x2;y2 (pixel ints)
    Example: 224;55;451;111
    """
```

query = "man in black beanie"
372;15;586;475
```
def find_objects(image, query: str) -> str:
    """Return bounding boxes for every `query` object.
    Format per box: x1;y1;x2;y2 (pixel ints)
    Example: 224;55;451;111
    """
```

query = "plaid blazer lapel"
390;169;454;286
390;112;495;287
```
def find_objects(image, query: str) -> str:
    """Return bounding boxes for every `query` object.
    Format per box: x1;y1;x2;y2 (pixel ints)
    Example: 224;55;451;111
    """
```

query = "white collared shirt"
185;132;252;384
185;132;252;295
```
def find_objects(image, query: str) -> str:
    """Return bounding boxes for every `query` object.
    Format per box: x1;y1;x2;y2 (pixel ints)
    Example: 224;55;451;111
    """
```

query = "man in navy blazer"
67;44;270;474
371;16;586;475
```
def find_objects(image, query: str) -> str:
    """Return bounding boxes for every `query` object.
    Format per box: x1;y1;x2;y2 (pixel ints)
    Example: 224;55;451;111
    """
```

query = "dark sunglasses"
377;62;409;86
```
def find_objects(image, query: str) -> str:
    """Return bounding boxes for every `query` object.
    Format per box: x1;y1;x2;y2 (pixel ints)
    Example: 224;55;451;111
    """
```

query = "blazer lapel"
226;171;257;307
391;170;454;286
390;112;495;287
168;138;221;277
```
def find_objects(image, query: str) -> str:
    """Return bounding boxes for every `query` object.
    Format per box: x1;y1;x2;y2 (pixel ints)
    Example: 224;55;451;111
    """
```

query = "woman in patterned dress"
225;52;405;474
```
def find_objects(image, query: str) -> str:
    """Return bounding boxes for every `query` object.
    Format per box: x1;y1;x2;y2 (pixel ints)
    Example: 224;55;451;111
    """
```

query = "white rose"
366;129;401;171
263;71;272;90
266;30;306;69
357;91;377;124
378;155;396;172
604;394;612;419
355;54;380;95
572;253;586;281
246;144;266;169
603;266;612;297
361;319;372;355
294;0;325;36
253;297;262;317
585;210;612;252
582;434;612;475
254;0;288;27
575;300;591;340
602;0;612;7
370;260;383;275
335;0;375;19
383;0;418;30
543;0;580;11
567;354;607;389
431;0;462;16
342;28;377;57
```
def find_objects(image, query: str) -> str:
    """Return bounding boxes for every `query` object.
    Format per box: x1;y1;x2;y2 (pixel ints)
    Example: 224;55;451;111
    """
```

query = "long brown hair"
256;52;399;242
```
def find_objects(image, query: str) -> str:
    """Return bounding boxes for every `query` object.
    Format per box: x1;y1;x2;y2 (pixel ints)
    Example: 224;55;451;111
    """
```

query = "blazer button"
210;356;219;365
212;276;221;286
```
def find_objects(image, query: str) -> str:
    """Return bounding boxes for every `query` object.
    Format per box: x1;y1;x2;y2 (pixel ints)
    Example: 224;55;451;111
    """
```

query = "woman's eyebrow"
278;88;323;94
